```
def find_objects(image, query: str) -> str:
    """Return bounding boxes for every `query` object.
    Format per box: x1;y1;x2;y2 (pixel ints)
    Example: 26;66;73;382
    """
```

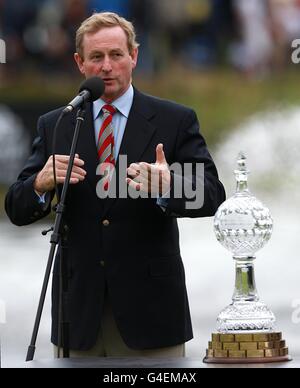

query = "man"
5;12;225;357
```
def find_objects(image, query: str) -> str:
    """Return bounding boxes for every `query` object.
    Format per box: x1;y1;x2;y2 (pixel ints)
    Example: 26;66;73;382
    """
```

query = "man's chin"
102;92;117;103
102;88;124;103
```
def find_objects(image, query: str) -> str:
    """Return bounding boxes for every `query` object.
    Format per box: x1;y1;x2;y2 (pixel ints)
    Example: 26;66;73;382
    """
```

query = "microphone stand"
26;108;86;361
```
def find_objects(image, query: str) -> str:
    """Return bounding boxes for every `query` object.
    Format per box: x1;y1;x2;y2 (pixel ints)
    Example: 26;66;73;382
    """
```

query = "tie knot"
102;104;117;116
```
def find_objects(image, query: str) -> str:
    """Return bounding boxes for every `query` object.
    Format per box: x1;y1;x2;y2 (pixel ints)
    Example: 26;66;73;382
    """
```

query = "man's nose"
102;57;112;72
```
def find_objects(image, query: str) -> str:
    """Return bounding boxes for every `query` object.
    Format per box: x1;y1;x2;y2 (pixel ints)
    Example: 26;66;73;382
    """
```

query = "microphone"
63;76;105;114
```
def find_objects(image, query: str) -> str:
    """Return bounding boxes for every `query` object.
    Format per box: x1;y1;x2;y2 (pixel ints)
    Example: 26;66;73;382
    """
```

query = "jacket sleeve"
5;116;54;226
164;109;226;218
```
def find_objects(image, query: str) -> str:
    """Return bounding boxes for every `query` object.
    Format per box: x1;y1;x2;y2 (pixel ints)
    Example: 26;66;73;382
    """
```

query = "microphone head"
79;76;105;102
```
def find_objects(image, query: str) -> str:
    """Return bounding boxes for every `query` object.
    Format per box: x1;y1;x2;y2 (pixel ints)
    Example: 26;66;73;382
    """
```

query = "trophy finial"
237;151;247;169
234;151;250;193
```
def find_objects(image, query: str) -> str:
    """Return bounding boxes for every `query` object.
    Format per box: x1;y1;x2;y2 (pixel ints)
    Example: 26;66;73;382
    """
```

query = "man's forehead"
83;26;127;44
82;28;128;54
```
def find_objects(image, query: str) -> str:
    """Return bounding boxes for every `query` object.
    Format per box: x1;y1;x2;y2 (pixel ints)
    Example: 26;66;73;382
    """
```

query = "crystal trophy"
203;153;291;363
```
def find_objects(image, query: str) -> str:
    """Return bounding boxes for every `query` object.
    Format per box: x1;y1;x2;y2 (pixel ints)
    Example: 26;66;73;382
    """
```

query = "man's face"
74;26;138;103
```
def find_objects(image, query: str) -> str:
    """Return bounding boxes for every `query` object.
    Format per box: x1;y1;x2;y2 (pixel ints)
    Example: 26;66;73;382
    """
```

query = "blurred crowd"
0;0;300;79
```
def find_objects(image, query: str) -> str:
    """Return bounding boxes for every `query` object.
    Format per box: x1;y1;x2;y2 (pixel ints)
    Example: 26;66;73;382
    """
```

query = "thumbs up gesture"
155;143;167;165
127;144;171;196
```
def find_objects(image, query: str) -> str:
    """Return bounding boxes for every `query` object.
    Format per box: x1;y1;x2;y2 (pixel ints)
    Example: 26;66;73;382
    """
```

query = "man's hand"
33;154;86;194
126;144;171;196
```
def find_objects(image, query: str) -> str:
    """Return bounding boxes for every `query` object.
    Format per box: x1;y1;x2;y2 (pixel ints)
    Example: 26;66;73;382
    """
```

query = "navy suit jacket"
5;89;225;350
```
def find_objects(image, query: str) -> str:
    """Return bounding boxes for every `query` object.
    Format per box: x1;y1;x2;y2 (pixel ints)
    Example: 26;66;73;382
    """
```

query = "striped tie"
97;104;117;191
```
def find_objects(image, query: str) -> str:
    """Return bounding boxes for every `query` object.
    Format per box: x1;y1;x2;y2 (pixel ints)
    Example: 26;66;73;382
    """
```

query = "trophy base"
203;332;291;364
203;355;292;364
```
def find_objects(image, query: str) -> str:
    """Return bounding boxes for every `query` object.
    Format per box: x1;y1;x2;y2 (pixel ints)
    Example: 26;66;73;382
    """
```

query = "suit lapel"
117;99;156;165
65;103;99;194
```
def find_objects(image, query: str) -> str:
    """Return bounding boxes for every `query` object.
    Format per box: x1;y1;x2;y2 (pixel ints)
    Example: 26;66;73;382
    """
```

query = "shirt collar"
93;84;134;121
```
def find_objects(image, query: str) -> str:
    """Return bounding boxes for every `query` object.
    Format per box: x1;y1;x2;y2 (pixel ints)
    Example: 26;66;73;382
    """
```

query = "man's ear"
74;53;85;75
131;48;138;69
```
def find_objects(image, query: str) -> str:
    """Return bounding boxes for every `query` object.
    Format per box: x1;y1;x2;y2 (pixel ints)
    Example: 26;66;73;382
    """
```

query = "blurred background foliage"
1;0;300;214
2;68;300;146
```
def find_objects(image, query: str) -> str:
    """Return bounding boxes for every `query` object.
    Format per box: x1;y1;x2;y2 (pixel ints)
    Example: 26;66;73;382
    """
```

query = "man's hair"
76;12;139;58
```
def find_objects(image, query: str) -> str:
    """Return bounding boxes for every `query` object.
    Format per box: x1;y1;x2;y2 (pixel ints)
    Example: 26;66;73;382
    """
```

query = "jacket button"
100;261;105;267
102;220;110;226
